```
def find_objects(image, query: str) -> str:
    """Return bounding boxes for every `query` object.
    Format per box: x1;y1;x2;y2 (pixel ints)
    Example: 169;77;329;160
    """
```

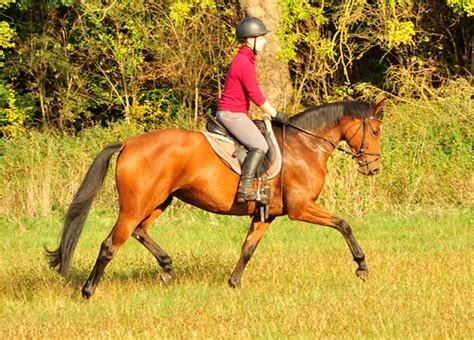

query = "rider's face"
247;35;267;52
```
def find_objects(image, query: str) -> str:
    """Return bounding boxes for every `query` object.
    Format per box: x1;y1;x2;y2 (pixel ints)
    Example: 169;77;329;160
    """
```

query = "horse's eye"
372;130;380;137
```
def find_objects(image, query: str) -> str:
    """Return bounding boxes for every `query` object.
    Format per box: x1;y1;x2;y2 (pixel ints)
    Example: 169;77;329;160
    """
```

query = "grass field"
1;207;472;338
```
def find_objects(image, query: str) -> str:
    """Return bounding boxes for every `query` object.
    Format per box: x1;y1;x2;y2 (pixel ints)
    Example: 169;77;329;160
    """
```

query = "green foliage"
277;0;328;61
169;0;218;26
12;0;74;10
1;0;236;128
130;88;181;128
0;0;15;10
80;1;149;122
0;20;15;67
383;19;416;49
169;1;193;26
0;1;21;132
0;85;33;138
0;0;472;129
276;0;472;106
447;0;474;16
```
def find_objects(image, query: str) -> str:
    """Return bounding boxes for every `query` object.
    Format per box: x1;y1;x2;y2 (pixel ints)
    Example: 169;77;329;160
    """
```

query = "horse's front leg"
229;216;275;288
287;203;368;280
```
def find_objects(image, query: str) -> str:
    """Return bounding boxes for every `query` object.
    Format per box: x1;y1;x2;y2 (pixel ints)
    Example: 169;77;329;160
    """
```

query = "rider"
216;16;289;203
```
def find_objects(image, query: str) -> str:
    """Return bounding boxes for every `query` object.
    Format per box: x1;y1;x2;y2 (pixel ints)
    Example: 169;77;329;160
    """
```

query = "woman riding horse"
216;16;288;202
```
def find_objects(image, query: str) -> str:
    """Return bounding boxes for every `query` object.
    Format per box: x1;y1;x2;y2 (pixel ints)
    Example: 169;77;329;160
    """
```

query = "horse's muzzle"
358;166;379;176
358;161;381;176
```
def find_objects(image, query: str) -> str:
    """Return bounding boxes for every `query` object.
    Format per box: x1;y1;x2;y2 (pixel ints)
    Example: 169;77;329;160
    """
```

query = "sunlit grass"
1;209;472;338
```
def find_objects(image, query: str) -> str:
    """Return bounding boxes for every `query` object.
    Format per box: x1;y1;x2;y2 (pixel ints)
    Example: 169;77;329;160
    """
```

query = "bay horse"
45;99;385;299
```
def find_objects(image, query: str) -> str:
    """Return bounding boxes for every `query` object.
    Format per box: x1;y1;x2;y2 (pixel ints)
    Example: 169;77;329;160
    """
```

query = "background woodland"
0;0;472;131
0;0;472;216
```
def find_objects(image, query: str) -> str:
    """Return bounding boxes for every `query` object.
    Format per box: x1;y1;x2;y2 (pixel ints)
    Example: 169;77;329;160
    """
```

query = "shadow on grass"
58;252;235;291
2;250;238;301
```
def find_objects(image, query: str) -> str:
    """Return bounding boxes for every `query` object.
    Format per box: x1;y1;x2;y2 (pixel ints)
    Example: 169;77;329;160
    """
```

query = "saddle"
203;115;282;219
203;115;281;178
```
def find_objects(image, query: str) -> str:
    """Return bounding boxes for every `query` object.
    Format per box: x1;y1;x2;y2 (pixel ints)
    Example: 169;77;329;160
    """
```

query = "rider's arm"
259;101;277;118
238;56;278;118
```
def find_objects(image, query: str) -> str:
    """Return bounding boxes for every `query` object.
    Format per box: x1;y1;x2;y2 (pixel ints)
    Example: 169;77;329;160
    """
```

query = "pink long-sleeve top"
217;46;266;113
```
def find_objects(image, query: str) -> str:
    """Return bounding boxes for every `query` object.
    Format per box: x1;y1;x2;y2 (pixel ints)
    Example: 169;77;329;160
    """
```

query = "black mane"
289;101;374;130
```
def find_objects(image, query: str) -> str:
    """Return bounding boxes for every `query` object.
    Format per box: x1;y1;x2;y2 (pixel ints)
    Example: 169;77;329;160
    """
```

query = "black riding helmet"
236;16;270;39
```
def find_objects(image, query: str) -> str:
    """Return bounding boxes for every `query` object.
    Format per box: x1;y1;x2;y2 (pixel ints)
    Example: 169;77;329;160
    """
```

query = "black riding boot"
237;148;266;203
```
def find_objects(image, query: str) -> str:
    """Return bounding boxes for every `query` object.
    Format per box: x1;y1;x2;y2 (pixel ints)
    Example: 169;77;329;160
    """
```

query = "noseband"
287;117;382;167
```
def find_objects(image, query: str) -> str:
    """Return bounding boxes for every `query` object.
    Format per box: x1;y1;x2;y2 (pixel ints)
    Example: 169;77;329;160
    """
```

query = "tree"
239;0;294;113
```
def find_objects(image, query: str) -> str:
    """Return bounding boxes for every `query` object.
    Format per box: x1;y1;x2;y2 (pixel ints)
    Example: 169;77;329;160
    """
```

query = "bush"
1;88;471;219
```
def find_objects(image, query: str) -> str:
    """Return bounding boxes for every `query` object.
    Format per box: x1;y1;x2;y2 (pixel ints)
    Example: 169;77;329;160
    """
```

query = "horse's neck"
284;125;342;160
321;125;343;147
303;125;342;151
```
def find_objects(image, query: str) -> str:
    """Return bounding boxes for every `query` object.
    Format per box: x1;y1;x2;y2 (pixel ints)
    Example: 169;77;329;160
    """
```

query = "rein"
287;122;338;149
286;118;382;162
286;121;352;156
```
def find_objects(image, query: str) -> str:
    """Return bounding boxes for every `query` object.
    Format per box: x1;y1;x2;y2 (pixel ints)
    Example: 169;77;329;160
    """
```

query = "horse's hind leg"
81;213;138;299
132;198;174;285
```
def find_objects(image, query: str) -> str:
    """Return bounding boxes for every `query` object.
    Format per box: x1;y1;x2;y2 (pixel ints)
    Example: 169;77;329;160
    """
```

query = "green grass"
1;208;472;338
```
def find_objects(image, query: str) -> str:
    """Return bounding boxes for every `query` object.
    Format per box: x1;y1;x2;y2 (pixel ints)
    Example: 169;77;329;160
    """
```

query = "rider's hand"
273;111;289;124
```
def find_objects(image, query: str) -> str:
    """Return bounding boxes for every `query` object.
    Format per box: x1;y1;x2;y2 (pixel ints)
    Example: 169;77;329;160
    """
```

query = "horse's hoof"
356;268;368;281
81;287;92;299
228;278;240;288
160;271;174;285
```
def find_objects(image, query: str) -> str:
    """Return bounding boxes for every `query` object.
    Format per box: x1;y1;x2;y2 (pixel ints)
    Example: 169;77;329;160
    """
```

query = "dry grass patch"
1;210;472;338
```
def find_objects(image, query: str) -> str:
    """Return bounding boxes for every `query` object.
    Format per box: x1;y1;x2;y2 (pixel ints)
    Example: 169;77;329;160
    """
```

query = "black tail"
45;142;124;276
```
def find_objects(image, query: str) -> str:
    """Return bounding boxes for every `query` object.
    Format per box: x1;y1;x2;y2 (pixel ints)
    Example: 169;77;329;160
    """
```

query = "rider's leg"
216;111;268;202
237;148;266;202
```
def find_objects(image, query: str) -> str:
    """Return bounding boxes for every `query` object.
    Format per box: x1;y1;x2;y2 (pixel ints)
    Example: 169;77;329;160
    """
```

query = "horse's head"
341;99;384;176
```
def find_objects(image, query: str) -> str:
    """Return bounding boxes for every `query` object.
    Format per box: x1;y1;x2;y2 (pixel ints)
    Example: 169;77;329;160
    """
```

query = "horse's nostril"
372;168;380;175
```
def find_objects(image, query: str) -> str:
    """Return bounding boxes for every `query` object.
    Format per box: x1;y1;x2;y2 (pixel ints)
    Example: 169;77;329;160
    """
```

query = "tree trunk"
239;0;293;114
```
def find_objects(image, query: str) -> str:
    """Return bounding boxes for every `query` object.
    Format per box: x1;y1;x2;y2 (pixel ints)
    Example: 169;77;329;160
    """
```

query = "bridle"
337;117;382;167
286;117;382;167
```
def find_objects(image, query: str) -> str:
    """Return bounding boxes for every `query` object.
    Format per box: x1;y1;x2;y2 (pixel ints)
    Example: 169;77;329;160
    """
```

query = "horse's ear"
373;98;385;117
